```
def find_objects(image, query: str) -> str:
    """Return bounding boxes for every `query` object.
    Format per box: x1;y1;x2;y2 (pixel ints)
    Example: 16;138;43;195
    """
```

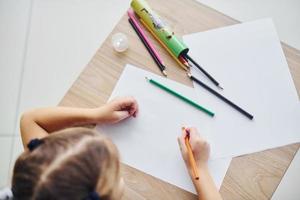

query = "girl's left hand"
93;96;139;124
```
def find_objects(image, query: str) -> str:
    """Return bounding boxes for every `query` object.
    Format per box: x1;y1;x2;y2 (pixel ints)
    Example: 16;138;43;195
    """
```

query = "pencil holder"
131;0;189;58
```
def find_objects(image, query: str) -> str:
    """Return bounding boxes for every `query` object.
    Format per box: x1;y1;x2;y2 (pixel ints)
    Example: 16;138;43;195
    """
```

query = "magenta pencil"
127;9;164;65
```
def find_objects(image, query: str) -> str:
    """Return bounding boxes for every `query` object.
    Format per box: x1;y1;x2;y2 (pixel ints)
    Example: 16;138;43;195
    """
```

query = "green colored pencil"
146;77;215;117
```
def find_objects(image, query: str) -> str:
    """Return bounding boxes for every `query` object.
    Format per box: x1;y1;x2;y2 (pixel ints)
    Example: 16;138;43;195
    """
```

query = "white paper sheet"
96;65;231;193
183;19;300;159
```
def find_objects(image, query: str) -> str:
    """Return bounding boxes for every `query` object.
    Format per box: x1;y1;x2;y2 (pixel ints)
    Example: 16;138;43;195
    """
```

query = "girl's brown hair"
12;128;121;200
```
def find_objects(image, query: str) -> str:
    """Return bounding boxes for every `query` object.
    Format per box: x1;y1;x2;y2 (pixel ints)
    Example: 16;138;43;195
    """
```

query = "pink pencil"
127;9;165;66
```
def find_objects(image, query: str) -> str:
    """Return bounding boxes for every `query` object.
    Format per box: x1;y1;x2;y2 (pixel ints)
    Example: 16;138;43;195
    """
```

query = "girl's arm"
178;127;222;200
20;96;138;148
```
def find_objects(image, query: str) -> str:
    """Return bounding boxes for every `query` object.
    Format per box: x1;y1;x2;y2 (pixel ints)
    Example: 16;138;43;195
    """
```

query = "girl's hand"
177;127;210;172
178;128;222;200
94;96;139;124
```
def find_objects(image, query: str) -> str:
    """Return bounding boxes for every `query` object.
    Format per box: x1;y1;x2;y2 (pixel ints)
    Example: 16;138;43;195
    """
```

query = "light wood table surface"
59;0;300;199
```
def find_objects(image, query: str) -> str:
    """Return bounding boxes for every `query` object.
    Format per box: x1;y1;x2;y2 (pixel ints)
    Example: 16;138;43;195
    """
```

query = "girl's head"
12;127;123;200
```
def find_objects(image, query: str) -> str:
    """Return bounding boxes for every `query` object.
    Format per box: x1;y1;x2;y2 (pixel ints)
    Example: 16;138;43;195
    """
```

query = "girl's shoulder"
0;187;13;200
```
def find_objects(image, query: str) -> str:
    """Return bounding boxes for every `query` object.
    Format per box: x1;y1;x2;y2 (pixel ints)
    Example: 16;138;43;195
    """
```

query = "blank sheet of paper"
96;65;231;193
183;19;300;159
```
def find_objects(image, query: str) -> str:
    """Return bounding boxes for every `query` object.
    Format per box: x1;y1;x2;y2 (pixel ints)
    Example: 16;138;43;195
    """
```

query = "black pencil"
128;18;167;76
185;54;222;89
187;72;254;120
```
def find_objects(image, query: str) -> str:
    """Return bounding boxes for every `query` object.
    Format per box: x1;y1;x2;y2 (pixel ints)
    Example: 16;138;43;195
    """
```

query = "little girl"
8;96;222;200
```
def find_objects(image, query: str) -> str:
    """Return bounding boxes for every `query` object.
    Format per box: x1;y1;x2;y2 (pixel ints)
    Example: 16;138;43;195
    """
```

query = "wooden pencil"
139;19;188;71
128;18;167;76
146;77;214;117
185;54;223;89
179;55;189;67
183;127;199;180
187;72;254;120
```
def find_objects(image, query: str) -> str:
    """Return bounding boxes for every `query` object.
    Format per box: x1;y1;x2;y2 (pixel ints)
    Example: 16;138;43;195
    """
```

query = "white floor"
0;0;131;187
0;0;32;187
272;149;300;200
196;0;300;50
0;0;299;198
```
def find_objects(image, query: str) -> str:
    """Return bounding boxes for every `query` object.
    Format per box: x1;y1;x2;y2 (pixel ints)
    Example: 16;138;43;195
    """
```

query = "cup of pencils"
128;0;254;120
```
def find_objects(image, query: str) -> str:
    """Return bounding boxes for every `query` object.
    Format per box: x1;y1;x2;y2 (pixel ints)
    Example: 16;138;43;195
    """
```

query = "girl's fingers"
177;136;187;163
115;111;130;121
129;103;138;116
179;127;188;153
130;97;139;116
182;127;189;138
120;97;139;116
178;128;192;167
188;127;198;137
133;105;139;116
188;127;201;143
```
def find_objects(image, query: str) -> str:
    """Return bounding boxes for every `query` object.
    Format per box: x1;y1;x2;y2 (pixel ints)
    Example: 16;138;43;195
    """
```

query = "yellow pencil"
179;55;190;68
140;19;188;71
182;127;199;180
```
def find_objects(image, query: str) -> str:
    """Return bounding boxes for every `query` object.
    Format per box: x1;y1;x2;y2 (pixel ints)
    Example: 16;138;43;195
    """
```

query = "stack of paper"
183;18;300;159
96;18;300;194
96;65;231;193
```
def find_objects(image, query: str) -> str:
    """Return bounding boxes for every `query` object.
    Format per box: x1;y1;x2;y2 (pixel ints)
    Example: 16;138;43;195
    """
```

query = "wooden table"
59;0;300;199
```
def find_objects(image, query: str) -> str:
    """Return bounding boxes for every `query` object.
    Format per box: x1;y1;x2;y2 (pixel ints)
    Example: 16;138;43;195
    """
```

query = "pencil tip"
162;70;167;76
145;77;150;81
217;85;224;90
187;72;192;78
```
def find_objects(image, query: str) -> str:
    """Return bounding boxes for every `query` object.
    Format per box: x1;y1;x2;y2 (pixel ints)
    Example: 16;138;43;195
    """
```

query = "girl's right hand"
178;128;223;200
177;127;210;173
